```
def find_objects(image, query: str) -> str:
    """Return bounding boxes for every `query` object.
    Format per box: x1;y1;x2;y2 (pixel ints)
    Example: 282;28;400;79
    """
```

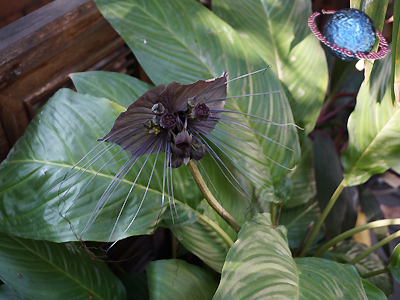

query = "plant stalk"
187;160;242;233
270;202;277;225
314;218;400;257
349;230;400;265
361;268;389;279
299;179;345;257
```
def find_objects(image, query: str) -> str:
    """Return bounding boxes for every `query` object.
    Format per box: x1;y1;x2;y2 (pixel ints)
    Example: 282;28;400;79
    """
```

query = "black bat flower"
51;69;297;249
100;71;228;169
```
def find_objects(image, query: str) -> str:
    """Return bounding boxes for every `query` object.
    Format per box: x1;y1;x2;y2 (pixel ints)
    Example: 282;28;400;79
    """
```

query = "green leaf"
71;71;154;108
0;232;126;300
119;273;149;300
296;257;369;299
389;243;400;284
324;240;392;296
0;285;24;300
313;131;358;238
146;259;217;300
390;0;400;105
350;0;390;81
214;213;298;299
214;213;371;299
361;279;387;300
283;137;316;209
213;0;328;135
161;200;232;273
0;89;200;242
93;0;300;193
342;52;400;186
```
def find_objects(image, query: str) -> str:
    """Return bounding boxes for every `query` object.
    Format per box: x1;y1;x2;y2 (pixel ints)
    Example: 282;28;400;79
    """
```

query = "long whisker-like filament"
210;109;301;129
60;131;151;217
192;134;251;201
204;90;285;105
193;125;277;191
208;116;294;152
79;133;161;237
200;122;296;171
106;135;166;250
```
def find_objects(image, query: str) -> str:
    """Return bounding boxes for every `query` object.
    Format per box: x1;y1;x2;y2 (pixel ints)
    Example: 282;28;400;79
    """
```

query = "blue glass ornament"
323;8;376;61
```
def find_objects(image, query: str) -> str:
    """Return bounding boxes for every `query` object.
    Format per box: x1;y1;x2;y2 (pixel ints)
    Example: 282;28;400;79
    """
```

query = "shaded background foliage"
0;0;399;299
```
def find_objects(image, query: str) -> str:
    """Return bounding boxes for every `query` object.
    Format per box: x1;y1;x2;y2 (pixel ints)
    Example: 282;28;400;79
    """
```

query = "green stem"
314;218;400;257
299;179;345;257
188;160;242;233
349;230;400;265
361;268;390;279
270;202;277;225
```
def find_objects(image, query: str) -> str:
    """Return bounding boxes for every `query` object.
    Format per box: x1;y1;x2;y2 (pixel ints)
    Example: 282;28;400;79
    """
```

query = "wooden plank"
0;121;11;160
0;0;126;159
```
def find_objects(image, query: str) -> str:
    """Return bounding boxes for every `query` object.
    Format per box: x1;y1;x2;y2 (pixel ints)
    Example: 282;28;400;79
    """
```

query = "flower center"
192;103;210;121
160;113;177;129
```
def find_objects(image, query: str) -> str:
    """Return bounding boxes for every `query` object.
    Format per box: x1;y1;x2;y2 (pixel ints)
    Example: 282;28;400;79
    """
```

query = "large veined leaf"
361;279;387;300
214;213;298;299
214;213;372;299
0;233;126;300
342;51;400;186
0;89;201;242
324;240;392;296
213;0;328;135
93;0;300;194
295;257;369;299
146;259;217;300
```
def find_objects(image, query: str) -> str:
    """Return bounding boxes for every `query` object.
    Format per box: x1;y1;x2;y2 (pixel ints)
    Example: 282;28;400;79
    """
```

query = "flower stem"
361;268;389;279
299;179;345;257
314;218;400;257
270;202;277;225
187;160;242;233
348;230;400;265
